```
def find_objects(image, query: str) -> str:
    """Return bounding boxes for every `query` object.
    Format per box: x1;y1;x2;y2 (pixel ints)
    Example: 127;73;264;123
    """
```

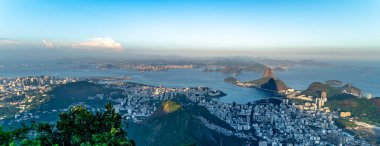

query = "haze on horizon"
0;0;380;60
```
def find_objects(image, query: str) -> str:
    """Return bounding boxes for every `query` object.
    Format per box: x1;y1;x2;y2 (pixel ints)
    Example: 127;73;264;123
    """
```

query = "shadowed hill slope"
128;98;249;146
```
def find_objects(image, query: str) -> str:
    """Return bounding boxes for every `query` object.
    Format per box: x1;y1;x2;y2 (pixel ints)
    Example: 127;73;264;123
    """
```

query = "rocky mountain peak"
263;67;275;78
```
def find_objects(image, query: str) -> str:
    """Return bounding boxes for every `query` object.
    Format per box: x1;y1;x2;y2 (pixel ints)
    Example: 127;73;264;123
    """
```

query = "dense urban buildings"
0;76;371;145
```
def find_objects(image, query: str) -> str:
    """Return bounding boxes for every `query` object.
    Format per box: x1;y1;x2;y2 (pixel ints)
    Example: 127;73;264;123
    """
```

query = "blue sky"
0;0;380;52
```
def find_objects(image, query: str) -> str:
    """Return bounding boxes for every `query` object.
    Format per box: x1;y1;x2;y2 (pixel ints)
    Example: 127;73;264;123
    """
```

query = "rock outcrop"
249;77;288;91
224;66;288;91
262;67;275;78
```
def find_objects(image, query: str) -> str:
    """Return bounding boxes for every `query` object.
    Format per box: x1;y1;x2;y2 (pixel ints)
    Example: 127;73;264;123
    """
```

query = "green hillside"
128;98;247;146
325;94;380;124
303;82;362;98
303;82;341;97
35;81;117;112
372;97;380;108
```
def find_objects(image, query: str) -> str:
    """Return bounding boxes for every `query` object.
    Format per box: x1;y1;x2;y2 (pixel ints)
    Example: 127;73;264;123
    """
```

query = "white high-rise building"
367;93;372;99
321;92;327;102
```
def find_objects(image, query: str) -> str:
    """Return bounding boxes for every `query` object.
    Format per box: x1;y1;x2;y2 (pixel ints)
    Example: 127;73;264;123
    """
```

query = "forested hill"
128;97;249;146
303;82;362;98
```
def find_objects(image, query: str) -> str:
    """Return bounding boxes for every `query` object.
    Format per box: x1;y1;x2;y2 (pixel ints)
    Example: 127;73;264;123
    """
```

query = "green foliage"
0;126;12;145
0;123;30;146
0;103;134;146
20;139;41;146
303;82;362;98
303;82;341;97
326;94;380;124
181;144;196;146
224;77;238;84
50;81;115;99
289;98;311;105
334;118;357;129
175;97;234;131
329;93;357;100
128;96;246;146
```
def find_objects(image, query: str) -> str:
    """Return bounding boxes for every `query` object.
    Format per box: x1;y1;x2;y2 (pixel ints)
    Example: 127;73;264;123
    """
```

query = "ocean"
0;60;379;104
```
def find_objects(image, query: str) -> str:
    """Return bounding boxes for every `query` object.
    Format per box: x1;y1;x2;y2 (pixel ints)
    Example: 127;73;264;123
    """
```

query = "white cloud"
73;37;123;52
42;40;55;48
0;38;20;45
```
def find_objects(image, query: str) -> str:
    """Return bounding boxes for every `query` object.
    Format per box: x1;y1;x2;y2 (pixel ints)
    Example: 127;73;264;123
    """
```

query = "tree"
0;103;134;146
0;124;30;145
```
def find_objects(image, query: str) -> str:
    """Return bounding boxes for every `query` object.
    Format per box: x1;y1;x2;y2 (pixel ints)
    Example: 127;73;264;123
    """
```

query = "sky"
0;0;380;59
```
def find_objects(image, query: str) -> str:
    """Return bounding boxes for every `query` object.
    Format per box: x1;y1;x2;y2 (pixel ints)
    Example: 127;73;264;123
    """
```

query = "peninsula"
224;67;288;91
